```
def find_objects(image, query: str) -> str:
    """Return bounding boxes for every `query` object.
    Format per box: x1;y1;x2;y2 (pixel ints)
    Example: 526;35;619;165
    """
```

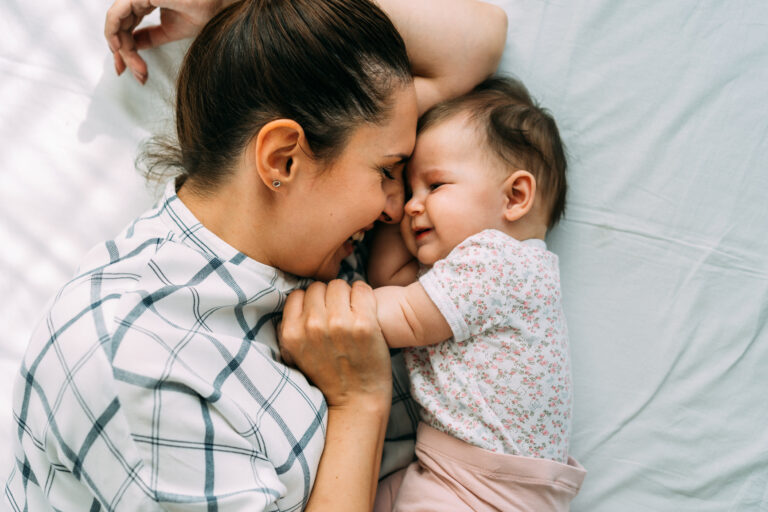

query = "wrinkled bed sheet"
1;1;766;510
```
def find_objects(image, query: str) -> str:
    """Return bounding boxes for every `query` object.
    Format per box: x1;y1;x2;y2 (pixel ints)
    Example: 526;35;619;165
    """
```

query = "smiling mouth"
414;228;432;241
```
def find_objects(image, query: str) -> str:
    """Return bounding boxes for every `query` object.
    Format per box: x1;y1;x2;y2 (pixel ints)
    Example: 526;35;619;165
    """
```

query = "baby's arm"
367;223;419;288
374;283;453;349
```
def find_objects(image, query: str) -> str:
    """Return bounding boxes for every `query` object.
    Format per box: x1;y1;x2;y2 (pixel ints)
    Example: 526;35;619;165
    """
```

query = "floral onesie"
407;229;572;463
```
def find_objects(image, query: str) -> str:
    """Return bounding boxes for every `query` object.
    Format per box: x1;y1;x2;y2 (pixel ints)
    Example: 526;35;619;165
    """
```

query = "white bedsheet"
2;1;767;510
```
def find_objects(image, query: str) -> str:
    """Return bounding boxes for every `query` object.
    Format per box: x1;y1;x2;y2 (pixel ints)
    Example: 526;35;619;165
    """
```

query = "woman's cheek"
380;179;406;223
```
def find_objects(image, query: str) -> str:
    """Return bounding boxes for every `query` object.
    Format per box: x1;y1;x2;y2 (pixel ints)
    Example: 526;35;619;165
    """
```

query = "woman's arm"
105;0;507;95
374;283;453;349
280;280;393;511
376;0;509;114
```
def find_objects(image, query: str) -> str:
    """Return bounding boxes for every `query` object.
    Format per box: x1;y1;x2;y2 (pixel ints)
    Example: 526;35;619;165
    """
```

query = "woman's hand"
280;280;392;511
104;0;227;84
280;279;392;410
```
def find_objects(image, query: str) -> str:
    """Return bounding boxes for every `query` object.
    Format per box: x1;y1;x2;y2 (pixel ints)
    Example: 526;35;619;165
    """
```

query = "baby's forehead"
410;113;486;162
417;111;478;140
412;113;483;159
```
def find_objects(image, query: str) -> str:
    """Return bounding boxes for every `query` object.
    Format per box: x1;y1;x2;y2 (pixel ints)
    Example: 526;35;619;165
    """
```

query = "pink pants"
375;424;586;512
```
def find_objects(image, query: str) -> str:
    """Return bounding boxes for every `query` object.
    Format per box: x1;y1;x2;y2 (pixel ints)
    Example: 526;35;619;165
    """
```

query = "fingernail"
132;71;146;84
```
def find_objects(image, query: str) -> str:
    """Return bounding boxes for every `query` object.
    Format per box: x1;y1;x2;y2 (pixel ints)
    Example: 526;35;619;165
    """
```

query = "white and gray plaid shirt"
5;181;418;511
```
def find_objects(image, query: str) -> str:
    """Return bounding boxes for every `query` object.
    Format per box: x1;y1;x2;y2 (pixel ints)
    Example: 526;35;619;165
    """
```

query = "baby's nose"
404;197;422;216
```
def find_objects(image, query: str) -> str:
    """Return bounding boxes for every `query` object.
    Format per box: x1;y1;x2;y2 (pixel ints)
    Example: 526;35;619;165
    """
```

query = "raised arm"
376;0;508;114
374;283;452;349
105;0;507;95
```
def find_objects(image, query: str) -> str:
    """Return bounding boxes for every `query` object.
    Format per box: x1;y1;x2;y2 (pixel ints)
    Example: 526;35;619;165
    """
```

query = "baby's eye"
428;182;444;191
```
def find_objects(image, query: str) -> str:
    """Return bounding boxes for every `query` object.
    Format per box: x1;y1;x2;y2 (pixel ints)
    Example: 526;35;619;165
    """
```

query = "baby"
370;77;585;511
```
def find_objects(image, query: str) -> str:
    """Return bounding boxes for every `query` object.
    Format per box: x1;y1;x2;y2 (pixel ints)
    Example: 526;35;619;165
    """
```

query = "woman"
6;0;506;510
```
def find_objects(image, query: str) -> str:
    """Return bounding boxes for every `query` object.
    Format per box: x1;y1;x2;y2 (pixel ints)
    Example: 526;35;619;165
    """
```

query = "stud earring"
272;180;281;188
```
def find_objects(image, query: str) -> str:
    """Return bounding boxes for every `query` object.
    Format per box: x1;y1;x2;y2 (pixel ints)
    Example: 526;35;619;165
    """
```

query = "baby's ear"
502;170;536;222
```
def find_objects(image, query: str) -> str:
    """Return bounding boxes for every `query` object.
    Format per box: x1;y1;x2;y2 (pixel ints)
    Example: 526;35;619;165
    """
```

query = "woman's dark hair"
141;0;412;192
418;76;568;228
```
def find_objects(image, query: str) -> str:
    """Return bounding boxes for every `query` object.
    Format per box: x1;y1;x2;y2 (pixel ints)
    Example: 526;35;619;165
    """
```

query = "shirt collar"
158;179;307;290
522;238;547;250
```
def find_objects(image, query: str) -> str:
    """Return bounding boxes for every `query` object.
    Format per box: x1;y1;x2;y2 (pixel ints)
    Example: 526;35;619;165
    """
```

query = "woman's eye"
380;167;395;180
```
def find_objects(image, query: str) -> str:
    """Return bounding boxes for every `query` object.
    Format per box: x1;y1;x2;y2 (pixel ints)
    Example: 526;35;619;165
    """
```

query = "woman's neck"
177;174;278;267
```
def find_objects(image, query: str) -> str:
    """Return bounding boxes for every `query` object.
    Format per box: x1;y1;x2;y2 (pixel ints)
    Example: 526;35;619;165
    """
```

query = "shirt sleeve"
418;230;521;342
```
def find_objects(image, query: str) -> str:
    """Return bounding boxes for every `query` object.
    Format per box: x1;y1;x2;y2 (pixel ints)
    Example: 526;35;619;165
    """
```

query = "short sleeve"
418;230;523;342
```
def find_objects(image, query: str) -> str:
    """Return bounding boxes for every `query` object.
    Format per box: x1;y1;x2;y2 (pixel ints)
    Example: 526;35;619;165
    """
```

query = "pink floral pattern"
408;229;572;462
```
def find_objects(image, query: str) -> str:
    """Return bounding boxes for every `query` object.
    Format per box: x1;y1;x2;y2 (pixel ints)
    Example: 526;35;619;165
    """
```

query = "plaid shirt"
5;181;417;511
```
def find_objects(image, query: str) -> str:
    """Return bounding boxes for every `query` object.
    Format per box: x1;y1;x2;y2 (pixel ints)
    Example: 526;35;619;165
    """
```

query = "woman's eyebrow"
384;153;410;163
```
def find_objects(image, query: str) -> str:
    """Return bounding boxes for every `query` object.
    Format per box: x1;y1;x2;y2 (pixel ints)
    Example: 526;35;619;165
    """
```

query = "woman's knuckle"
305;316;325;335
280;326;297;346
352;316;376;338
307;281;326;293
327;313;350;334
352;280;371;291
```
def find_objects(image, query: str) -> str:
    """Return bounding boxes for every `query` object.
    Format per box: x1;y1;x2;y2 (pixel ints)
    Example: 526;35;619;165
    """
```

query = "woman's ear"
246;119;307;190
502;170;536;222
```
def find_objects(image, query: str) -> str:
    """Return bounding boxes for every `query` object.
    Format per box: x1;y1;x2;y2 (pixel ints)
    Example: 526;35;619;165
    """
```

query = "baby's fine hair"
418;76;567;227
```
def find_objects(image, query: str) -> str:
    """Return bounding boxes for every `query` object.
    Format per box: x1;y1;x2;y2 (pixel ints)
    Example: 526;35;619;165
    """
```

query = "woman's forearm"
305;398;391;511
376;0;508;113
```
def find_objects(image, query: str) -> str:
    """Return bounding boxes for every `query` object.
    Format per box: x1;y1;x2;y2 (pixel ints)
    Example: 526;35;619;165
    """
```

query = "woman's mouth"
341;229;369;257
341;239;355;257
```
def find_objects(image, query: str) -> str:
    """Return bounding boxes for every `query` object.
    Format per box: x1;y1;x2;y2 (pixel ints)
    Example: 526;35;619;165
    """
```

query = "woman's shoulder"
23;199;293;401
55;203;182;305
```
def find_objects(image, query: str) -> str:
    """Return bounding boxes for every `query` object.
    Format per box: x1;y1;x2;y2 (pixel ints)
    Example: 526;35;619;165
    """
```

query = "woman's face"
284;84;418;281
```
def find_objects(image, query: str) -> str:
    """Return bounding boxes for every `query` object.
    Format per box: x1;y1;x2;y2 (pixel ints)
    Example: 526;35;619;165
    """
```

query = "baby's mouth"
414;228;432;240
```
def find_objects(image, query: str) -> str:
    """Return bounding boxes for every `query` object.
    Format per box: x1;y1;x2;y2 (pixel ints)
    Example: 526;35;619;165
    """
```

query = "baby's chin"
415;248;445;268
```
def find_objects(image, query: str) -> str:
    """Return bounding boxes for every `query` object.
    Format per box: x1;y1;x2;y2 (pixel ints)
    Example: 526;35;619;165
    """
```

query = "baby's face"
401;115;509;266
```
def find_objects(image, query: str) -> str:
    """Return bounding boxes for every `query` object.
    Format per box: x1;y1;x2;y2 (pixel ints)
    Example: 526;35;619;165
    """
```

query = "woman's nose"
379;179;405;224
